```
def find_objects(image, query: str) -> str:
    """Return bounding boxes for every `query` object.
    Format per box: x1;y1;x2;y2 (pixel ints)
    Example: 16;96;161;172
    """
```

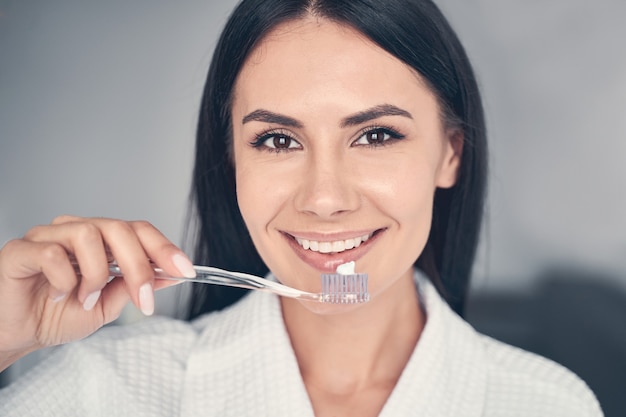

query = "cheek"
235;164;265;235
234;139;266;226
364;153;438;214
234;157;295;242
370;157;437;255
350;156;438;298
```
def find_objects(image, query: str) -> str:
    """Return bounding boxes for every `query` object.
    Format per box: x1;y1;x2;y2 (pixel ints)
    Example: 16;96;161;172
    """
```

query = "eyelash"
249;129;301;153
249;125;406;153
353;125;405;148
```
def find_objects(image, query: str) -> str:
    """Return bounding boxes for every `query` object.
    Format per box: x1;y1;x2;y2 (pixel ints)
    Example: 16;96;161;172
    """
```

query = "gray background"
1;1;625;414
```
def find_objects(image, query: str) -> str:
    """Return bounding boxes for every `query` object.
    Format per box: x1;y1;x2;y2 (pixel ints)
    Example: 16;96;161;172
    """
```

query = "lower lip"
283;230;383;273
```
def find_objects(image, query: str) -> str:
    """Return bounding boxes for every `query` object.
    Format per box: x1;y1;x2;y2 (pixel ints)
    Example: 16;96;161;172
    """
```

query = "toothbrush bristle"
321;273;370;304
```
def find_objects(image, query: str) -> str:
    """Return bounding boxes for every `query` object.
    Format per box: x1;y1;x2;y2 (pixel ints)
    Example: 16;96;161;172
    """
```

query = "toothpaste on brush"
335;261;356;275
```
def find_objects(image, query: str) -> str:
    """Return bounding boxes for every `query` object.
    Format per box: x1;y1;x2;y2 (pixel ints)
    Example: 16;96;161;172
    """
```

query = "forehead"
248;18;391;66
233;18;430;105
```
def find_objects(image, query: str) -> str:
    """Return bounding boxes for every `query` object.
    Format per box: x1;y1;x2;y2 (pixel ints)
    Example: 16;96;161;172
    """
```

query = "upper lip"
283;229;382;242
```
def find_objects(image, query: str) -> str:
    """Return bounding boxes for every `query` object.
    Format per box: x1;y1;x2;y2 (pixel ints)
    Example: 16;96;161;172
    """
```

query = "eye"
251;131;302;152
352;127;405;147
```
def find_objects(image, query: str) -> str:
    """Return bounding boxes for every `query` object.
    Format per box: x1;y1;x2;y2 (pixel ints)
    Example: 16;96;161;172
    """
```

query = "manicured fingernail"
83;290;101;311
139;283;154;316
172;253;196;278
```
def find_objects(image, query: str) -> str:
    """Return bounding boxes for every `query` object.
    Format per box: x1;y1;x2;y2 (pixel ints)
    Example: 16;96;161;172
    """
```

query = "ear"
435;128;463;188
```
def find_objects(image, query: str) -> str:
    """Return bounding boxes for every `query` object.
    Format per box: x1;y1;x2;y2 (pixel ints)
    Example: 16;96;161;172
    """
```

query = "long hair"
187;0;487;319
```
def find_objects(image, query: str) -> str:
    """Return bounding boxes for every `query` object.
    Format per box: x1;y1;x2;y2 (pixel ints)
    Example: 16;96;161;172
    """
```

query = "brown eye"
365;130;388;144
353;127;404;147
252;131;302;151
273;135;291;148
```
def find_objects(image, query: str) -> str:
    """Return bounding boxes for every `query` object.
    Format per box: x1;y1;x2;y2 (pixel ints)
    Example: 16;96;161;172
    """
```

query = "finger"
51;216;192;278
24;222;110;308
38;216;191;317
96;277;184;325
92;219;156;315
129;220;196;317
130;220;196;278
98;277;131;325
154;279;185;291
0;239;78;302
28;218;154;314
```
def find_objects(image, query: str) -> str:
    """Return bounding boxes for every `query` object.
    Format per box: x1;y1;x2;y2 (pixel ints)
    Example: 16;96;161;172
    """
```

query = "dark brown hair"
187;0;487;318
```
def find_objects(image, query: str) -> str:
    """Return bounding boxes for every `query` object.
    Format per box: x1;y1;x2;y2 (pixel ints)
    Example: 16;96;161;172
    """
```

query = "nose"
293;152;360;219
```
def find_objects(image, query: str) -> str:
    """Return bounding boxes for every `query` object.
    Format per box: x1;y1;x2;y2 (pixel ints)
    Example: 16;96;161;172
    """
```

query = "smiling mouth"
292;230;383;254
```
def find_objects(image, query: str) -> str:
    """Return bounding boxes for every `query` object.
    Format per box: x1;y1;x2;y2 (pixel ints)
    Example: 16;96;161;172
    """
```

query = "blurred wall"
435;0;626;292
0;0;240;255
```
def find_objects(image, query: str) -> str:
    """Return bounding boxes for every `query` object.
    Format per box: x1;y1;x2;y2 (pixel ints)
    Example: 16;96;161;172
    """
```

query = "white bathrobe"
0;272;603;416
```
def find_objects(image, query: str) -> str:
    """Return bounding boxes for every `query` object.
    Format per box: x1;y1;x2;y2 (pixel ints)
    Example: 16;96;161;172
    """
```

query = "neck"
280;269;424;396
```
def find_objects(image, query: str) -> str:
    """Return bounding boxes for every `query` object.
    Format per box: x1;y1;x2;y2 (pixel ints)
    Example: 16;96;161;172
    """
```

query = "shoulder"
415;272;603;416
479;334;603;416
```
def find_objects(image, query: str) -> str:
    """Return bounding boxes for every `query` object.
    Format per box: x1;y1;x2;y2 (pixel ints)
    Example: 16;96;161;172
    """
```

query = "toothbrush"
99;260;370;304
321;261;370;304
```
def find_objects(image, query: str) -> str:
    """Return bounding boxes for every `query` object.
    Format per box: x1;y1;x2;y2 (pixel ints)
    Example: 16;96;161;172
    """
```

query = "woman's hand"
0;215;195;370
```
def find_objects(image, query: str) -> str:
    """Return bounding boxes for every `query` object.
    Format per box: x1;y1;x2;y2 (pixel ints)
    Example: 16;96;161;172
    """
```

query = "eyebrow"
241;104;412;128
340;104;413;127
241;109;303;128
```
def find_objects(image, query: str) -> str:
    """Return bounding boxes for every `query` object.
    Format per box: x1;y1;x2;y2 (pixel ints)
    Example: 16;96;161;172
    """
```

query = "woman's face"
231;19;461;311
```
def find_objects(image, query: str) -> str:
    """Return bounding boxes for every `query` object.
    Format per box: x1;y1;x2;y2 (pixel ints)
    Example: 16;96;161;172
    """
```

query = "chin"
283;296;368;316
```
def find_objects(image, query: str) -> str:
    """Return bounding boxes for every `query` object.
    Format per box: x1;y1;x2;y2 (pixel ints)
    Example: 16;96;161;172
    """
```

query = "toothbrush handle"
104;263;322;302
69;257;367;304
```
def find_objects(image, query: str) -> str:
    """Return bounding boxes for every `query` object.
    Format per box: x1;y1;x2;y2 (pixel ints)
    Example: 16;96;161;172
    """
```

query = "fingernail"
83;290;101;311
139;283;154;316
172;253;196;278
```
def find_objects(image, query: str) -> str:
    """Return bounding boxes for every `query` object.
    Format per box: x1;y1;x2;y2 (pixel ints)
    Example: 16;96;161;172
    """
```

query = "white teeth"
331;241;345;252
295;233;373;254
319;242;332;253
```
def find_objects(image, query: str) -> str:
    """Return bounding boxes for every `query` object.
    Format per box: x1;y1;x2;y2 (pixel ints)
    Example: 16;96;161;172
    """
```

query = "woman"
0;0;602;416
